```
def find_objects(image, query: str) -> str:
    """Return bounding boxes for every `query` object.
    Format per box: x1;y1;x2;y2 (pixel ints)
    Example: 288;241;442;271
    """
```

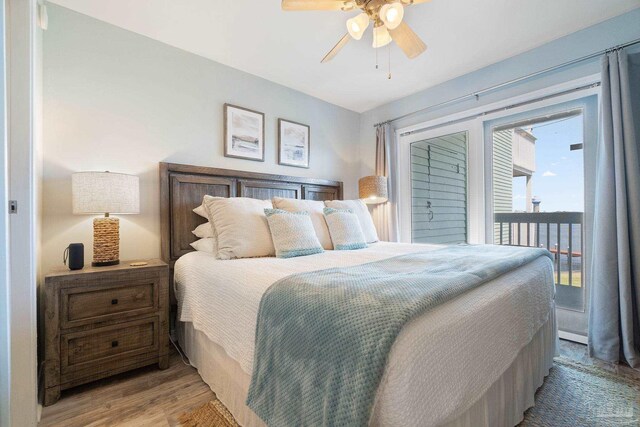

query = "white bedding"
175;242;555;425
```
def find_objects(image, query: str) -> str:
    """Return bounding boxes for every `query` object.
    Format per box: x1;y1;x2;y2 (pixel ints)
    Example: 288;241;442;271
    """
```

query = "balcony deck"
494;211;584;311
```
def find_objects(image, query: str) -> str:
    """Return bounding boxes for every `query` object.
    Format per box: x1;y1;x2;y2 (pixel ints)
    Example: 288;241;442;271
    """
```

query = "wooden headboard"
159;162;343;269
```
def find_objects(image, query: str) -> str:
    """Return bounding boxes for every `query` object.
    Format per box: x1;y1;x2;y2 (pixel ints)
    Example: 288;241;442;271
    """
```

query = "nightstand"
43;259;170;406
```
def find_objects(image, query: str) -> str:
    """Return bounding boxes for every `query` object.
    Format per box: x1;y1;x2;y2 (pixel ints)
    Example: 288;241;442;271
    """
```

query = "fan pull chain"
375;29;379;69
388;43;392;79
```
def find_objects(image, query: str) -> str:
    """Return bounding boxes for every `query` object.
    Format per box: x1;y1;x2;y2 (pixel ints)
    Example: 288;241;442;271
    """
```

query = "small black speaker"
64;243;84;270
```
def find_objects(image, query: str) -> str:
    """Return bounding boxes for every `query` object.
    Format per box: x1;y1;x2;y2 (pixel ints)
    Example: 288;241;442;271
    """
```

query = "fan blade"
282;0;350;11
321;33;350;63
389;22;427;59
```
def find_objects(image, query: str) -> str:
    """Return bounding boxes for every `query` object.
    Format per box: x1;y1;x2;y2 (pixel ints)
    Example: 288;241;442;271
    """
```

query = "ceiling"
49;0;640;113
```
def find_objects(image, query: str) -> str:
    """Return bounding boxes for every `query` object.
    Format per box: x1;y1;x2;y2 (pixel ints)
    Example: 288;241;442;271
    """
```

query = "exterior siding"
410;132;467;244
492;129;513;243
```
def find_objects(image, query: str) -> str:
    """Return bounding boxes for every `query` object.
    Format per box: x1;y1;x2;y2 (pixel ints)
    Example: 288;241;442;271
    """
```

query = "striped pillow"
264;209;324;258
323;207;367;250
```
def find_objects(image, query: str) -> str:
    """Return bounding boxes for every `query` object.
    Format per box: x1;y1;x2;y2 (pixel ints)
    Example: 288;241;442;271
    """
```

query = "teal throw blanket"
247;244;552;426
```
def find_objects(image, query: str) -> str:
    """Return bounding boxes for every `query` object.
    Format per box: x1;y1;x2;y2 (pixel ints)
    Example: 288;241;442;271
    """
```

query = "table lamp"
72;171;140;266
359;175;388;204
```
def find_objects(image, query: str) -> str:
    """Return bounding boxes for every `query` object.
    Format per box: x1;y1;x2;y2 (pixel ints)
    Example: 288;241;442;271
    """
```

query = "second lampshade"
359;175;388;204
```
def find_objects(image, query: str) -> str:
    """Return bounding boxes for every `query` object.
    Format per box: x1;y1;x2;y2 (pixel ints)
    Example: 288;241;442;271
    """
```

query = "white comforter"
175;242;555;426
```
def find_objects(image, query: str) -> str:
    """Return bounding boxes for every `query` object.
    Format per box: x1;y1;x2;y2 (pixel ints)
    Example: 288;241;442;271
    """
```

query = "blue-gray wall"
358;8;640;176
42;5;361;274
42;4;640;275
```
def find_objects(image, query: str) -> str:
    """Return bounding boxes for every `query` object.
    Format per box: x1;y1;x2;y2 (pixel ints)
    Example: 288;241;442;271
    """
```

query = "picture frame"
278;118;310;169
224;103;265;162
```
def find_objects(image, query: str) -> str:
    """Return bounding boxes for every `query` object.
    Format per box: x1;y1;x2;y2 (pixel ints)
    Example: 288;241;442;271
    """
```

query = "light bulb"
372;25;392;48
380;2;404;30
346;13;370;40
387;8;398;22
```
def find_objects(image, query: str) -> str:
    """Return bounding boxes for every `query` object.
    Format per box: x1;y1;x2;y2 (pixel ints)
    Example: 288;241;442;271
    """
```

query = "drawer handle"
111;299;118;305
111;340;119;348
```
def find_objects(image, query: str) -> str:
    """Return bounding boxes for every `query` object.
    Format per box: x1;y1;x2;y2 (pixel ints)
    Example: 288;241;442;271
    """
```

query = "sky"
511;115;584;212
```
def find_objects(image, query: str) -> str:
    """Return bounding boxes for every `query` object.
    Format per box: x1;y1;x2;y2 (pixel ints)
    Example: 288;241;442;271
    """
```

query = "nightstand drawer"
61;280;159;328
61;317;159;375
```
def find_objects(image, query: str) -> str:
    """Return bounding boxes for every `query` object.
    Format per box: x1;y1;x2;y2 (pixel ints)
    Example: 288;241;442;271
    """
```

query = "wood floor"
39;340;639;426
39;351;214;427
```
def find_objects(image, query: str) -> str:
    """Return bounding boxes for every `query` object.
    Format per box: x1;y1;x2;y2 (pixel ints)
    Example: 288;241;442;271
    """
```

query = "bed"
160;162;557;427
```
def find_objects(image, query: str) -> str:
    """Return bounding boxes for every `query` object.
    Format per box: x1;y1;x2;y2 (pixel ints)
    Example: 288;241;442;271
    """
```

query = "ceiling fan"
282;0;430;63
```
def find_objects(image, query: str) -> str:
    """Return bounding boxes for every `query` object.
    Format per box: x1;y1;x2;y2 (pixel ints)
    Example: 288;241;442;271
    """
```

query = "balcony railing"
494;211;584;311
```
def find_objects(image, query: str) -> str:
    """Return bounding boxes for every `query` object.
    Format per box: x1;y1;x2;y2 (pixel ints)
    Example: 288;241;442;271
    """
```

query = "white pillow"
323;208;367;250
192;222;214;239
193;204;208;219
193;196;224;255
189;238;216;254
272;197;333;250
264;209;324;258
324;199;379;243
203;196;275;260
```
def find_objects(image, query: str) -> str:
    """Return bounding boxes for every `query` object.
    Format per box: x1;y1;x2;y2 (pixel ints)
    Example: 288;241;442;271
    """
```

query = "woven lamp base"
93;217;120;266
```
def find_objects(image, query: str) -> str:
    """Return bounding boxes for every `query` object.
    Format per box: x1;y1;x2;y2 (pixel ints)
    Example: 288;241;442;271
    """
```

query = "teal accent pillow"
264;209;324;258
322;207;368;250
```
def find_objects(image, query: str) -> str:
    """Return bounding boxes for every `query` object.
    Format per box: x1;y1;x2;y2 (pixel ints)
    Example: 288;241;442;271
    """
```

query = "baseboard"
559;330;588;344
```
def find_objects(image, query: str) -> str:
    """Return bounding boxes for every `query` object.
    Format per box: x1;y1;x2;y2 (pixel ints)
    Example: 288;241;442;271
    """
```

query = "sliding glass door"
485;95;598;340
397;90;597;341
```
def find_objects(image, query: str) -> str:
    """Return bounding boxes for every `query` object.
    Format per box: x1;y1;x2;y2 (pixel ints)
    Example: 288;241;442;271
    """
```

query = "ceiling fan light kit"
379;2;404;30
372;25;392;48
346;12;370;40
282;0;429;67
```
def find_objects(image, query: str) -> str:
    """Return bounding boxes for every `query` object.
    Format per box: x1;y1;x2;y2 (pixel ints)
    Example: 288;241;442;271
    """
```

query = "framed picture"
278;119;310;168
224;103;265;162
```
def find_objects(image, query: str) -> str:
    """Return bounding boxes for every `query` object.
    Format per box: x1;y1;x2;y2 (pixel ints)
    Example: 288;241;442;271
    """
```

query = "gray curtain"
372;124;399;242
588;49;640;368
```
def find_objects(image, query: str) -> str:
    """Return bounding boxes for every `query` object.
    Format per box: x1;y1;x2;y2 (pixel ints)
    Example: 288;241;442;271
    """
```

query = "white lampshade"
380;2;404;30
372;25;392;48
72;171;140;214
346;13;370;40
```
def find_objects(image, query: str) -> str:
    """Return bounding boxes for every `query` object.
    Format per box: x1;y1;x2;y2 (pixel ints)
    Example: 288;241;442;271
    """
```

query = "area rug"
179;357;640;427
519;357;640;426
178;398;240;427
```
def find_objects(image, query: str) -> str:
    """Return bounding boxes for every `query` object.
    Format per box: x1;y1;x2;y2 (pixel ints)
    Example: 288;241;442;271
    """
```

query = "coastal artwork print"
224;104;265;162
278;119;310;168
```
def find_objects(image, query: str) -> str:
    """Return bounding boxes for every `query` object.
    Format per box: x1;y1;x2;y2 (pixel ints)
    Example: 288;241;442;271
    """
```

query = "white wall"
34;0;44;404
0;0;10;424
5;0;39;425
42;5;361;275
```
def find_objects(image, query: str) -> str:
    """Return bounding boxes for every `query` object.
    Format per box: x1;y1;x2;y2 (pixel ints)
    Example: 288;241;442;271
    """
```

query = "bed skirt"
178;309;557;427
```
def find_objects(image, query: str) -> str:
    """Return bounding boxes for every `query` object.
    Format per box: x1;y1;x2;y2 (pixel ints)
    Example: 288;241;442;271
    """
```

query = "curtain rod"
373;37;640;128
399;81;599;137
